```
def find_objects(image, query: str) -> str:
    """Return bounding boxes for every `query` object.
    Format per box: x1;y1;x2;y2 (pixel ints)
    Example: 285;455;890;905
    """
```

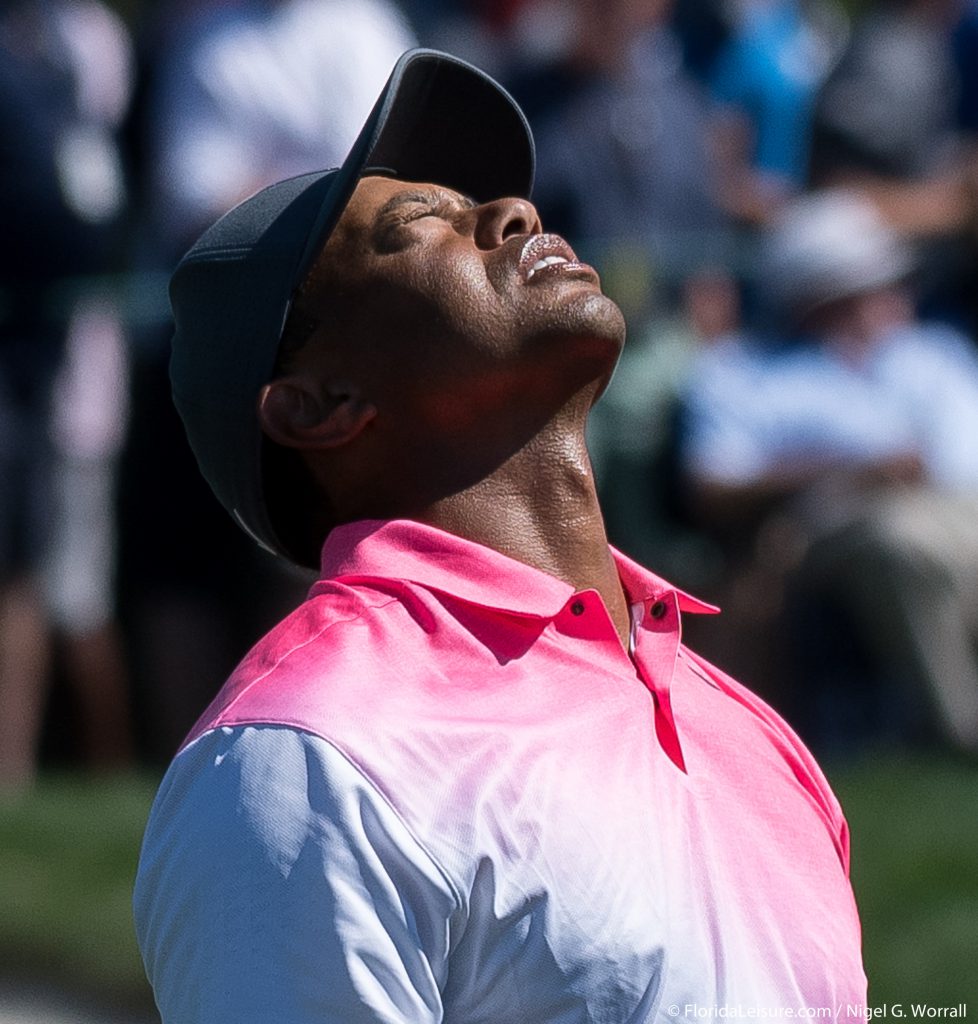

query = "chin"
524;293;626;404
591;292;628;345
561;291;628;357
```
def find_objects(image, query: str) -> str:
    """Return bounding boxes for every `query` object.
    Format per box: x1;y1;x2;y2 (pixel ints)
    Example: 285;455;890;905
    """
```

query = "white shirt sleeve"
133;725;459;1024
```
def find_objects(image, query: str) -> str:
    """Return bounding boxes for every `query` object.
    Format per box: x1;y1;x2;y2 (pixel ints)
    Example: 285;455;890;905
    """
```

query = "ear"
257;377;377;450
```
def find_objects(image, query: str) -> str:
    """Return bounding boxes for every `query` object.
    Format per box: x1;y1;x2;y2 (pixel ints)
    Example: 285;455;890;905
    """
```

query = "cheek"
379;260;507;363
420;256;503;340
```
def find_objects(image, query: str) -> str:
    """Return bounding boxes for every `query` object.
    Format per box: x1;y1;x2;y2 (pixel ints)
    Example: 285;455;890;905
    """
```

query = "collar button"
570;599;585;616
650;599;668;620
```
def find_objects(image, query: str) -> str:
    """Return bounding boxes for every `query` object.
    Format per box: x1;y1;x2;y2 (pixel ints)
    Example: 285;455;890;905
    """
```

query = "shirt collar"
319;519;716;619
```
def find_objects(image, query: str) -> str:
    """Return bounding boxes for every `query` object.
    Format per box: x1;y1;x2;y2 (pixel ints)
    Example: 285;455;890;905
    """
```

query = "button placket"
633;592;686;771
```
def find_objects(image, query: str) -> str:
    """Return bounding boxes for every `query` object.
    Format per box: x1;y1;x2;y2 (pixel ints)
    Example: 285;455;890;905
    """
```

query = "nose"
470;196;542;249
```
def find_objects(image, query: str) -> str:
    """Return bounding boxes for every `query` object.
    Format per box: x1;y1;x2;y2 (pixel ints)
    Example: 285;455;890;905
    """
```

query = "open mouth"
519;234;594;283
527;254;571;279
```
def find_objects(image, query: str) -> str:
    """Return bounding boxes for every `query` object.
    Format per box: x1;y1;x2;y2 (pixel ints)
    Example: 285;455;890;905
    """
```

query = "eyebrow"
374;187;478;222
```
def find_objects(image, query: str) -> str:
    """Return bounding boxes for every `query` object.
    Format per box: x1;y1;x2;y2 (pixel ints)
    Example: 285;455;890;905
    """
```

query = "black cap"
169;48;535;566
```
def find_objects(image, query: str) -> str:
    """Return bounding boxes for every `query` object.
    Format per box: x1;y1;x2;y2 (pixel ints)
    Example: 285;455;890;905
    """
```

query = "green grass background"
832;753;978;1007
0;752;975;1015
0;773;158;1012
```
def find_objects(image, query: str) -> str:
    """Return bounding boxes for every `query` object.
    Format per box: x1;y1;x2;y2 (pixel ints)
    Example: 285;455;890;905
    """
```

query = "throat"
419;439;632;648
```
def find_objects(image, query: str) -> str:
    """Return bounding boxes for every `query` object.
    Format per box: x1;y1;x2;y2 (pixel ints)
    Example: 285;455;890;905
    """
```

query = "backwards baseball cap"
169;49;535;567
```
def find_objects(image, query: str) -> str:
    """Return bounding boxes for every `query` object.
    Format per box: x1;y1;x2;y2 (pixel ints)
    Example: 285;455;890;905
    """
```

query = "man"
681;188;978;752
134;49;867;1022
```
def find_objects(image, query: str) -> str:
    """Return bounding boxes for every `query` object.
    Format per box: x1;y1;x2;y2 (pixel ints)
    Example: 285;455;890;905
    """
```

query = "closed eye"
394;197;458;224
377;188;475;223
373;188;477;251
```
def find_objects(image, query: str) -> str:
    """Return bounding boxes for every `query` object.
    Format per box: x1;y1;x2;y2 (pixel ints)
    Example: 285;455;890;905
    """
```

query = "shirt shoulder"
134;724;457;1024
182;581;408;749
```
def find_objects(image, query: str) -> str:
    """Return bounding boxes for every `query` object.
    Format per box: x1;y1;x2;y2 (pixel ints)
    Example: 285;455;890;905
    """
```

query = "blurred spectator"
43;295;133;773
124;0;416;762
950;0;978;333
809;0;972;237
145;0;416;259
679;190;978;753
708;0;849;223
509;0;730;290
0;0;134;790
953;0;978;137
671;0;730;82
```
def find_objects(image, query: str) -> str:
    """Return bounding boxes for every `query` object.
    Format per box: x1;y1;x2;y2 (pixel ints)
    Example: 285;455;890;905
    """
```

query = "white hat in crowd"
759;188;915;319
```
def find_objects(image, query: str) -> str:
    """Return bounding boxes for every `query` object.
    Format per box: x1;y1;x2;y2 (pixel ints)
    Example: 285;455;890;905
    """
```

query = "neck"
419;421;631;649
325;381;631;646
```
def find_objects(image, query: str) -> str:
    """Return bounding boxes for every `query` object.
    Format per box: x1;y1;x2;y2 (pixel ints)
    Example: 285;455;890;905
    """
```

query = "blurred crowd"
3;0;978;791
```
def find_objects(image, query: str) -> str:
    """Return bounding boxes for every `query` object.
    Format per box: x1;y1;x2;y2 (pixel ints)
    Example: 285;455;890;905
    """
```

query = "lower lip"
526;260;597;284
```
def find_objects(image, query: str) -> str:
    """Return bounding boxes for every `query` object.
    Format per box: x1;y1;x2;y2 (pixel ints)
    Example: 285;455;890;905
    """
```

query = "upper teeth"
527;255;568;278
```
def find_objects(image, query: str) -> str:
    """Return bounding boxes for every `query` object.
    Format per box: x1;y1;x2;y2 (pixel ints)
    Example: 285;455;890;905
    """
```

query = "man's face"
293;175;626;434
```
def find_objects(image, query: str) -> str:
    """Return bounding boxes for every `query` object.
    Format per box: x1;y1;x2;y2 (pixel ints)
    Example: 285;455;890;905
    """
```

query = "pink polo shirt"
134;519;867;1023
